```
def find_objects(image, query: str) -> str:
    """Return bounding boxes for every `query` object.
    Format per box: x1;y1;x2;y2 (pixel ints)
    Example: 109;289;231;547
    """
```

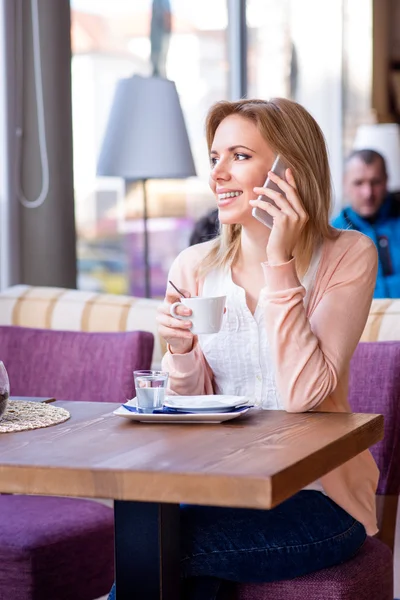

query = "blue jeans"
108;491;366;600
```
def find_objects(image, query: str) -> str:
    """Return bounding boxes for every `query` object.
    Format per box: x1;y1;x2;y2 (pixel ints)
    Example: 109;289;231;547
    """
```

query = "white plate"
163;394;249;412
113;401;251;424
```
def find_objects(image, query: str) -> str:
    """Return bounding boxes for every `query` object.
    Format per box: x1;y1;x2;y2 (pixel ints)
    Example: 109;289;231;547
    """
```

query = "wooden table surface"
0;401;383;509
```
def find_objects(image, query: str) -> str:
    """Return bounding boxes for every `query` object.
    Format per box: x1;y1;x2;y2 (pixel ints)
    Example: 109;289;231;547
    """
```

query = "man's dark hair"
189;209;219;246
345;149;387;176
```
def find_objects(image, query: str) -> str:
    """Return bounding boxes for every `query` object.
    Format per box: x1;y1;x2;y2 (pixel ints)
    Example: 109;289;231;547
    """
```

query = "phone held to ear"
252;154;288;228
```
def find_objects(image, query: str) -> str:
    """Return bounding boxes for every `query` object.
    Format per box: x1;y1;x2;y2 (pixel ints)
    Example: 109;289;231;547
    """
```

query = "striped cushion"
0;285;166;369
361;299;400;342
1;290;399;363
2;289;399;349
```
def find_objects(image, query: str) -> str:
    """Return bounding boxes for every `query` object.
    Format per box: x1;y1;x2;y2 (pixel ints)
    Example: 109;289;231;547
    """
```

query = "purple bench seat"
0;325;154;600
231;341;399;600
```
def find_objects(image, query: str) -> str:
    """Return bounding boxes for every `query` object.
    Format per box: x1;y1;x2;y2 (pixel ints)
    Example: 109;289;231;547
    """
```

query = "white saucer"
163;395;249;412
113;399;252;424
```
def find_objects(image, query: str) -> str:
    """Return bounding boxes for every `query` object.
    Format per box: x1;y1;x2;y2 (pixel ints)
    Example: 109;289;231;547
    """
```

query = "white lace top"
198;248;322;408
198;249;324;494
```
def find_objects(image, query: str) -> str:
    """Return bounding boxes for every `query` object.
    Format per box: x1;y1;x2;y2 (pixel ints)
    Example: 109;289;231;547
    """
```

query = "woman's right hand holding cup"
157;288;194;355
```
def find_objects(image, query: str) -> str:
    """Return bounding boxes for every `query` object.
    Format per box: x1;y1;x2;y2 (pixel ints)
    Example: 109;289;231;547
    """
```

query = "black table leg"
114;500;180;600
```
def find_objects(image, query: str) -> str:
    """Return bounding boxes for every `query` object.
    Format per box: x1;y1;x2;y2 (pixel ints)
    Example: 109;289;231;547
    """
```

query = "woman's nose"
211;160;230;182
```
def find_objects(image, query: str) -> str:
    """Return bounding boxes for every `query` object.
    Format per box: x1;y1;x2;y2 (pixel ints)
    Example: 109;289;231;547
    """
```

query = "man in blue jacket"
333;149;400;298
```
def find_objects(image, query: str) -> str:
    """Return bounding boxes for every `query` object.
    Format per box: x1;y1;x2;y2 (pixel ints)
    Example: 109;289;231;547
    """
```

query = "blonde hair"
200;98;337;278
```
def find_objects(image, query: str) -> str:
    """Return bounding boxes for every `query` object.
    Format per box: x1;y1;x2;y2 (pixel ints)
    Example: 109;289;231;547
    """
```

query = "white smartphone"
252;155;288;228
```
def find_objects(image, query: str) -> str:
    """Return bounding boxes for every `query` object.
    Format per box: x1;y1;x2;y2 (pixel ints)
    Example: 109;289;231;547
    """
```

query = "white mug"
170;296;226;334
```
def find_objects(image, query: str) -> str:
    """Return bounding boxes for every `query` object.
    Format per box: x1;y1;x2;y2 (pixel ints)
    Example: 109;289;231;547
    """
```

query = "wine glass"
0;361;10;419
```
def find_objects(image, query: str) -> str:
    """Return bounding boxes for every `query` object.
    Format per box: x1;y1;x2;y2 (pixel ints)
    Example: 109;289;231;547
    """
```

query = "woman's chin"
218;208;252;227
219;215;239;225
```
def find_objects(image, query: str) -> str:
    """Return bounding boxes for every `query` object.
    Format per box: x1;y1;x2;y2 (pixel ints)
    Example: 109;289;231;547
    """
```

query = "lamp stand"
142;179;151;298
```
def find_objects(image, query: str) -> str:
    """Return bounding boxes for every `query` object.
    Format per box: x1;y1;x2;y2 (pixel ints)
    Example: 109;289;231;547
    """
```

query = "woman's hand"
250;168;308;265
157;288;195;355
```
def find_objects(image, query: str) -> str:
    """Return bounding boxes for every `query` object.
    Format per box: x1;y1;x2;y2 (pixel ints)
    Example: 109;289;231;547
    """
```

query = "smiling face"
209;114;275;226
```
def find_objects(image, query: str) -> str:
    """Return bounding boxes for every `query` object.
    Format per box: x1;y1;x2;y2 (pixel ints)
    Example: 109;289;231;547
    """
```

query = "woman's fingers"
251;193;298;220
157;300;194;349
157;301;192;317
158;325;194;341
253;185;293;209
158;288;195;353
156;311;192;330
165;286;191;304
253;179;307;224
259;201;286;223
285;168;297;188
267;169;295;196
267;170;307;218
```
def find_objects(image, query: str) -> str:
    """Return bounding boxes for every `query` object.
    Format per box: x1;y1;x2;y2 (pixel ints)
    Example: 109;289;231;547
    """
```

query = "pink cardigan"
162;230;380;535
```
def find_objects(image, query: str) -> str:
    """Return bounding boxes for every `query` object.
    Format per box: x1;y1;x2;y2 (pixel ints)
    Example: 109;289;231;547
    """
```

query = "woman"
109;98;379;600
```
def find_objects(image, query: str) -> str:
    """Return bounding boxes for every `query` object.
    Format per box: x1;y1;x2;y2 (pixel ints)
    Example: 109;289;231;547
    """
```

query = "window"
248;0;344;208
70;0;228;297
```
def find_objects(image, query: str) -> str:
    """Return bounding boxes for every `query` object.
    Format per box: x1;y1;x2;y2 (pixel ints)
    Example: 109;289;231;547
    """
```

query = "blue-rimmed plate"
114;399;253;424
163;395;250;413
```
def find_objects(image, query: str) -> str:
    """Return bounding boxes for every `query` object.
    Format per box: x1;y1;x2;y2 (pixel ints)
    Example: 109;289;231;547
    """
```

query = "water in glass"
134;370;168;413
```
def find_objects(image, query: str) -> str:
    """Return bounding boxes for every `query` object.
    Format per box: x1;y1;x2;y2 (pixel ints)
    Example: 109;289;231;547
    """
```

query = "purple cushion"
231;537;393;600
0;495;114;600
0;326;153;597
0;325;154;404
349;341;400;495
228;342;398;600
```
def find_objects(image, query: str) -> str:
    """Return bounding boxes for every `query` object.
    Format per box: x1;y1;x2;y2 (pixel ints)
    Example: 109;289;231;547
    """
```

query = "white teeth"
218;191;242;200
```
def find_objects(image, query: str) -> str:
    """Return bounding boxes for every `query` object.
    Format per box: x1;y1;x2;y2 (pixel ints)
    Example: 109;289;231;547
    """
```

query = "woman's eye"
210;157;219;166
235;153;250;161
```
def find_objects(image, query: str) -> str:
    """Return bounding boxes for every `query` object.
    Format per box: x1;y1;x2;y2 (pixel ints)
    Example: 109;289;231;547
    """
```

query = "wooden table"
0;401;383;600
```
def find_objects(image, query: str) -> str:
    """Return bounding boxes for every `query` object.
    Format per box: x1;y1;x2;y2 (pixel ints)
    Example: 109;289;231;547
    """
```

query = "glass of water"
133;370;169;413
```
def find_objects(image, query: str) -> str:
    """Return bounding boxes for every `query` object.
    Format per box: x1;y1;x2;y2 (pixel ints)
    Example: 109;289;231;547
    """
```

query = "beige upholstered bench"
1;288;399;349
0;285;166;370
361;299;400;342
1;289;399;365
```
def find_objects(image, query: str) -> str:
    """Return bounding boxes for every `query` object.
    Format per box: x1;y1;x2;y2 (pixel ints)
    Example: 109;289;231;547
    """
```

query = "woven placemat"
0;400;70;433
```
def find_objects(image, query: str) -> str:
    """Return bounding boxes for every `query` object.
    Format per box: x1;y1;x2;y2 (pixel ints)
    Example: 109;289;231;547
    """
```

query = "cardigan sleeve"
259;235;378;412
160;246;215;396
